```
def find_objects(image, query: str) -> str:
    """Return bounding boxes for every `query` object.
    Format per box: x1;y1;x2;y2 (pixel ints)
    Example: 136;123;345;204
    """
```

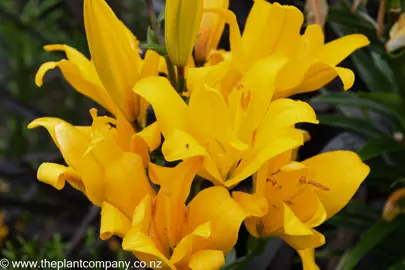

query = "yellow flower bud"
165;0;204;67
386;13;405;52
194;0;229;61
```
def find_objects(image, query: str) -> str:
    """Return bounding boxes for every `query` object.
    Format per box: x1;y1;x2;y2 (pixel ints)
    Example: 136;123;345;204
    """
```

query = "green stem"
165;56;177;88
176;66;185;94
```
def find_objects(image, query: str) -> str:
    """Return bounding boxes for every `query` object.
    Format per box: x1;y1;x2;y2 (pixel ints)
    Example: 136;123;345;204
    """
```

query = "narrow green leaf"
140;43;167;57
311;92;404;122
317;115;384;137
146;26;159;45
337;217;405;270
357;136;405;160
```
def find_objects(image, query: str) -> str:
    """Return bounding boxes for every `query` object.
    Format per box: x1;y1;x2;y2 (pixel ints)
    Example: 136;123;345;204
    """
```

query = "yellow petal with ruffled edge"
259;99;318;133
37;163;82;191
189;250;225;270
54;122;106;205
35;45;116;114
84;0;140;121
232;192;268;217
276;63;355;99
134;76;188;137
301;151;370;219
318;34;370;66
186;187;246;254
123;195;175;269
100;202;132;240
297;249;320;270
282;229;325;250
170;222;212;268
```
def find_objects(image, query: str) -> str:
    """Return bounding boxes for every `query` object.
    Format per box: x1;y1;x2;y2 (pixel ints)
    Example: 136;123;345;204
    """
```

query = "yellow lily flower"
118;157;264;269
234;150;369;251
188;0;369;99
165;0;204;67
386;13;405;53
36;0;161;126
133;54;319;188
194;0;229;61
27;109;160;207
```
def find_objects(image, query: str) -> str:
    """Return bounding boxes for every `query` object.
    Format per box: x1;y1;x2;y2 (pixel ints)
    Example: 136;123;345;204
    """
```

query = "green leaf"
140;43;167;57
337;217;405;270
311;92;405;122
359;92;405;118
317;115;384;137
357;136;405;160
146;26;159;45
388;258;405;270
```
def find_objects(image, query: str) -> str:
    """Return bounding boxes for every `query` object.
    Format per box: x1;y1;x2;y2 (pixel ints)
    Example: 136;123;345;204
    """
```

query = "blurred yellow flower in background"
194;0;229;62
386;13;405;53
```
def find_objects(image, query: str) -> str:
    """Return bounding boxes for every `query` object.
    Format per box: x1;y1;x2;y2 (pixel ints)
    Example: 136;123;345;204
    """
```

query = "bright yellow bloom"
36;0;161;126
382;188;405;221
134;54;318;188
234;150;369;251
188;0;369;99
386;13;405;53
119;157;264;269
27;109;160;207
194;0;229;61
165;0;204;67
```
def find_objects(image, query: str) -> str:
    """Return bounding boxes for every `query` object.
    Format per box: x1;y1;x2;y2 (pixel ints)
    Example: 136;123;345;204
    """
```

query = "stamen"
236;83;244;89
299;176;306;184
266;177;277;186
308;180;330;191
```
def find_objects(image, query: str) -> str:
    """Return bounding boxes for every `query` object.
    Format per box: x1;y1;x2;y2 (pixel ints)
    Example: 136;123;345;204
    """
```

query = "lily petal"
134;77;188;137
282;229;325;250
301;151;370;218
232;191;268;217
37;162;83;191
100;202;132;240
186;186;246;254
297;249;320;270
104;152;155;218
123;195;175;269
318;34;370;66
170;222;212;268
84;0;140;120
188;249;225;270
